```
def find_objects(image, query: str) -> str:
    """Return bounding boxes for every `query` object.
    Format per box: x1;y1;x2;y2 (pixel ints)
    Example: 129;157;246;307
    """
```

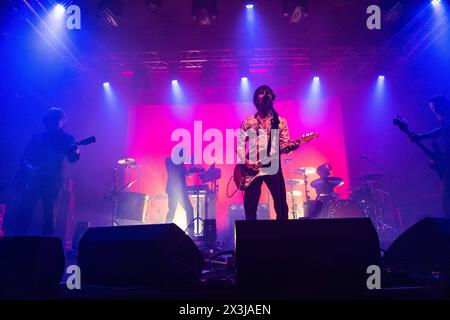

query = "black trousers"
165;189;194;230
14;179;60;236
244;168;289;220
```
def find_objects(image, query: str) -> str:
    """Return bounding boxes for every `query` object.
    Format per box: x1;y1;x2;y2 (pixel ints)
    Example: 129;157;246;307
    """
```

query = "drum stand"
189;189;206;238
289;184;299;219
186;179;220;251
108;168;120;227
108;167;134;227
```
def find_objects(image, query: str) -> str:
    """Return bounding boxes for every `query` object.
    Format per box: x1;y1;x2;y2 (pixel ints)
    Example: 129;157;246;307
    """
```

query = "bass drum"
116;192;149;222
328;200;365;219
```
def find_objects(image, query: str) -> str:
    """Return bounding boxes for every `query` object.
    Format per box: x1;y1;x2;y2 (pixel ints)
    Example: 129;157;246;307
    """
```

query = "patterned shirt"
237;111;297;164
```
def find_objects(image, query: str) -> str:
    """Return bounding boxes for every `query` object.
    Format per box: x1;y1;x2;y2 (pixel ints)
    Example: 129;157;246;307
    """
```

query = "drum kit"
285;161;398;233
107;156;222;241
107;157;144;226
109;156;397;236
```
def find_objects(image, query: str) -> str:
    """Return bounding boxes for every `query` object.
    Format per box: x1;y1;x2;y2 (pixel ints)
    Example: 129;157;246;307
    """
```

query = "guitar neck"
414;140;436;161
401;127;435;160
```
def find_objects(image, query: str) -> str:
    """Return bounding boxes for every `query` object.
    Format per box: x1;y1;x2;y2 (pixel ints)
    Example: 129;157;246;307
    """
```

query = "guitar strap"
267;109;280;158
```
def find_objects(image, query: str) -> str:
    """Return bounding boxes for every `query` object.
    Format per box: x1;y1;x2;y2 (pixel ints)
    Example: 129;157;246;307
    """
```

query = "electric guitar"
15;136;96;191
233;132;319;191
394;116;447;180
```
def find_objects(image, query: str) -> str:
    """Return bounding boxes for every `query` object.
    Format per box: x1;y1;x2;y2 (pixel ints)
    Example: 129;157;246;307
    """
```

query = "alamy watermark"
170;121;280;175
367;5;381;30
64;5;81;30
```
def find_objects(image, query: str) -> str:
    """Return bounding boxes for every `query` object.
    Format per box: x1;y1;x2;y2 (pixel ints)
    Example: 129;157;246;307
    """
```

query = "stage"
1;0;450;303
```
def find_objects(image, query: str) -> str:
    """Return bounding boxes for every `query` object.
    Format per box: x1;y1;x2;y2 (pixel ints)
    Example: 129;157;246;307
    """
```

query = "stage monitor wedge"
0;236;65;293
382;217;450;286
78;223;204;289
235;218;381;295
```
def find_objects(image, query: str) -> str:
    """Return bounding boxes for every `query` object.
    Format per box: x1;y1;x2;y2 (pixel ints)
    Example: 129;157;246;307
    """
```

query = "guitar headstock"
78;136;96;146
300;132;319;143
393;116;409;133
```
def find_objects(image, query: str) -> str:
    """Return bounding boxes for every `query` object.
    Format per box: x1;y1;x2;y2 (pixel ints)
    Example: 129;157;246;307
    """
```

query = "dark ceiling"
1;0;427;52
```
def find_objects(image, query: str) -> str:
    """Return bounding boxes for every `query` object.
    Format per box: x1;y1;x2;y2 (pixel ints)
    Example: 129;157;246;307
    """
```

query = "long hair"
253;85;279;126
253;85;276;106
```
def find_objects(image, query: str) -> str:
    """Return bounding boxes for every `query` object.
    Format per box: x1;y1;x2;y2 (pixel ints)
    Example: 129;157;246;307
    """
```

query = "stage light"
103;82;111;87
97;0;123;28
243;0;257;10
192;0;217;26
146;0;162;12
171;78;185;107
373;73;386;109
431;0;441;6
53;4;66;18
240;76;250;102
282;0;308;23
308;76;321;99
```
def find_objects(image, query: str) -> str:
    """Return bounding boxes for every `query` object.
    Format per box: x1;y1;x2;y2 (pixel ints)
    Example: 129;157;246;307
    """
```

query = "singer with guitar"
14;108;83;236
236;85;318;221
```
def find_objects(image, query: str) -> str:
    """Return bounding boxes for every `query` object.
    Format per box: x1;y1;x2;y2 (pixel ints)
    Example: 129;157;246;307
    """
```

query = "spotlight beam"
21;0;85;69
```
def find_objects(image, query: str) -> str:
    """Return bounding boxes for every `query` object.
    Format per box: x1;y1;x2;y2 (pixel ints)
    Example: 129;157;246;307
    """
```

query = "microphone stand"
361;156;399;233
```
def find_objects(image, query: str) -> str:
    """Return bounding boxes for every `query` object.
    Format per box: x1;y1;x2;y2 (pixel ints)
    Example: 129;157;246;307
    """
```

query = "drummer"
311;163;342;201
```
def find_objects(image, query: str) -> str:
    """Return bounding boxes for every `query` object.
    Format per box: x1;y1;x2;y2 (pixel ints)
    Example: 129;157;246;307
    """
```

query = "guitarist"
14;108;80;236
237;85;300;220
411;94;450;217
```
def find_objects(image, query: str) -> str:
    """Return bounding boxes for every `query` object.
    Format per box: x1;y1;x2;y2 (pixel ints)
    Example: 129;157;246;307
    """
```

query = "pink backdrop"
126;97;350;233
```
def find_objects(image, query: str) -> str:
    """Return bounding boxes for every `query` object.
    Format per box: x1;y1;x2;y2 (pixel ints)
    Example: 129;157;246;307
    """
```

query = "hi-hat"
118;157;137;167
294;167;316;175
285;179;305;186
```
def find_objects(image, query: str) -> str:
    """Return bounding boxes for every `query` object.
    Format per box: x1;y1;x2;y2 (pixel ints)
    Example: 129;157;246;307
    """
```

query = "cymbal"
359;173;384;182
294;167;316;175
118;157;137;166
285;179;305;186
287;190;302;197
310;177;344;189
